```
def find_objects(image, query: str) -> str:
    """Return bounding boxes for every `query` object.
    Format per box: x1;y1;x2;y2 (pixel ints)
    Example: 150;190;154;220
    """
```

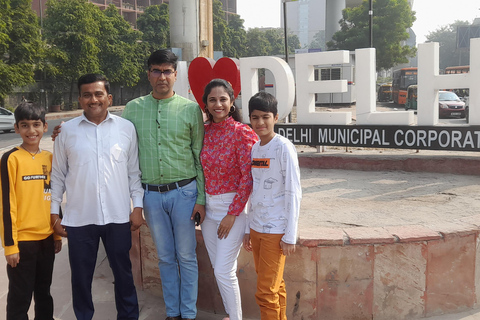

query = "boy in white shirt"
243;92;302;320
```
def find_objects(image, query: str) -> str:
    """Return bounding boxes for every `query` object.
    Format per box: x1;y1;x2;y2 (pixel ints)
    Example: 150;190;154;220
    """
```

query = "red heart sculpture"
188;57;241;110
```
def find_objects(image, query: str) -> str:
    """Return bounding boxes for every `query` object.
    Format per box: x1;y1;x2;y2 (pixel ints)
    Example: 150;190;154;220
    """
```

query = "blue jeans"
143;180;198;319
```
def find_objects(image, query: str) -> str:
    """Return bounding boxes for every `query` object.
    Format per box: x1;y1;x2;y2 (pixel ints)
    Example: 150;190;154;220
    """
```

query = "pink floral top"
200;116;258;216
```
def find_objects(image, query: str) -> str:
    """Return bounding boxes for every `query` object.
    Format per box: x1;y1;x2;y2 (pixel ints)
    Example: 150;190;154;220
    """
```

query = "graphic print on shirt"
43;164;51;194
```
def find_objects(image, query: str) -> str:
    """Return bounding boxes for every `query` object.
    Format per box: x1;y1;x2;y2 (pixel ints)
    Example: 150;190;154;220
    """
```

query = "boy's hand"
218;215;235;239
280;241;296;256
51;122;63;141
130;207;144;231
243;234;252;252
6;253;20;268
54;240;62;254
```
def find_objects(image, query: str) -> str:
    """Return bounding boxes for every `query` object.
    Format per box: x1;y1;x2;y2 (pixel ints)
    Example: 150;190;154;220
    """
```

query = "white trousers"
202;193;246;320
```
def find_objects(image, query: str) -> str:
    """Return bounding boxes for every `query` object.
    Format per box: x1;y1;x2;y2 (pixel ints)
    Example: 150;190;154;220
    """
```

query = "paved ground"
0;108;480;319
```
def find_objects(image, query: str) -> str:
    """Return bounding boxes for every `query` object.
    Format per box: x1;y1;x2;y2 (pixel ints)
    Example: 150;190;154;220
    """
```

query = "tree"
327;0;416;71
245;28;271;57
224;14;247;58
100;5;144;86
264;29;284;55
426;20;470;71
43;0;102;105
263;28;301;56
136;4;170;52
0;0;43;104
212;0;228;52
287;33;301;54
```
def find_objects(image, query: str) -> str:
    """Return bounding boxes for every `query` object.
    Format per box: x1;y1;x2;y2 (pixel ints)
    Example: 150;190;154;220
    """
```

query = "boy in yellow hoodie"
0;101;62;320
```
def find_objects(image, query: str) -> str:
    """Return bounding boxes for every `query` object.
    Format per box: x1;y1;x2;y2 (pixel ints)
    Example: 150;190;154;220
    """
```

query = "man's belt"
142;178;196;193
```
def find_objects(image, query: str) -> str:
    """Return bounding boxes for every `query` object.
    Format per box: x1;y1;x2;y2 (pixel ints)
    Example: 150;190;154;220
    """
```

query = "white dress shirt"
51;112;143;227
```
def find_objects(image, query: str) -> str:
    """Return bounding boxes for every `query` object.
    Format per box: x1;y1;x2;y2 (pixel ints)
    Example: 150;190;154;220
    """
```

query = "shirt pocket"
110;143;127;163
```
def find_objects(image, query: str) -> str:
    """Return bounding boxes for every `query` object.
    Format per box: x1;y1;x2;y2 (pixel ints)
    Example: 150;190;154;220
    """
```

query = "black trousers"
6;234;55;320
67;223;139;320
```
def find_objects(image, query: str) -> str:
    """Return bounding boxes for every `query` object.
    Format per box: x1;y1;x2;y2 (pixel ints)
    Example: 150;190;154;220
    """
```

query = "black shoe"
165;317;181;320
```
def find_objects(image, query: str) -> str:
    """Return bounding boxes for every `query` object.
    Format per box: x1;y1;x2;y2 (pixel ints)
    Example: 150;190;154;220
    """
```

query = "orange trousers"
250;229;287;320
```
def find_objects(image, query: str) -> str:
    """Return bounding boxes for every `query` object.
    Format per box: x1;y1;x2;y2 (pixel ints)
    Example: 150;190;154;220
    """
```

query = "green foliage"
43;0;145;104
287;33;301;54
327;0;416;71
224;14;247;58
136;4;170;52
263;28;301;56
0;0;42;102
245;28;271;57
99;5;144;86
212;0;228;52
43;0;102;83
426;20;470;71
264;29;284;55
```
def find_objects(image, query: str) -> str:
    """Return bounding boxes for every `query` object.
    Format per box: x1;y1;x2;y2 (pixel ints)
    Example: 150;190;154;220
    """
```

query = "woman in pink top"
200;79;258;320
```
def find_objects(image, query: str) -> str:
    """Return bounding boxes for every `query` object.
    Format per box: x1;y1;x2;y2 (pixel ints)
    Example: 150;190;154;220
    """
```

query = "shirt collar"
148;92;177;103
209;116;234;129
79;111;112;125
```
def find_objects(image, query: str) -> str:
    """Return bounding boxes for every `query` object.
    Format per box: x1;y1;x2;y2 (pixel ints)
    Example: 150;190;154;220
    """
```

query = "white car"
0;107;15;133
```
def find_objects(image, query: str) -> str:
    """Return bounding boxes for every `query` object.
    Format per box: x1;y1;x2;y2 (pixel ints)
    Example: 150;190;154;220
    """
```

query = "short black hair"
248;92;278;117
14;101;46;125
147;49;178;70
77;74;110;94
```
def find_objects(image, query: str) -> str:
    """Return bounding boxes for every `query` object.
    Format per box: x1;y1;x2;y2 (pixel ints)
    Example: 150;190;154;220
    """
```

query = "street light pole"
369;0;373;48
283;1;289;64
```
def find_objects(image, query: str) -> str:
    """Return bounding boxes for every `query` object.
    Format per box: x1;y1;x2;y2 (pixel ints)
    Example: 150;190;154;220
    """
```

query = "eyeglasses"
150;69;175;77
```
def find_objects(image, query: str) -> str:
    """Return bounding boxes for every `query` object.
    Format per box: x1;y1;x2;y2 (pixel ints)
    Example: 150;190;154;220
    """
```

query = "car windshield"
439;92;460;101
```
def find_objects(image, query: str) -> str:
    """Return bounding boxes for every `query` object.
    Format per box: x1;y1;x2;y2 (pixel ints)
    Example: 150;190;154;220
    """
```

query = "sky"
236;0;480;44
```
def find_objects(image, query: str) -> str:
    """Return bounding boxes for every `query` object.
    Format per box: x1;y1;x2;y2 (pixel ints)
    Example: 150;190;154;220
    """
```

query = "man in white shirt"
50;74;144;320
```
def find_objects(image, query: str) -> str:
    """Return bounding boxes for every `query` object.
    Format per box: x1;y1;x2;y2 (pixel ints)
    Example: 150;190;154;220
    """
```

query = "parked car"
438;91;466;118
0;107;15;133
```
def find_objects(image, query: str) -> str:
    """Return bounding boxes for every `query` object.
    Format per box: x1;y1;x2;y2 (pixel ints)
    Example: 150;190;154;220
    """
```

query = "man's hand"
243;234;252;252
54;240;62;254
51;214;67;237
130;207;144;231
51;122;63;141
191;204;205;225
6;253;20;268
280;241;296;256
217;214;235;239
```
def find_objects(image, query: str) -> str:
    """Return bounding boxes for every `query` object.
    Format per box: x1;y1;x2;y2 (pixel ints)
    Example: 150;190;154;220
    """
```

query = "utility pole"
369;0;373;48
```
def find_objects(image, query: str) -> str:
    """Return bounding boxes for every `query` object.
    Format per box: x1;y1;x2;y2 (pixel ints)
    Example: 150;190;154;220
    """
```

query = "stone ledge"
298;153;480;176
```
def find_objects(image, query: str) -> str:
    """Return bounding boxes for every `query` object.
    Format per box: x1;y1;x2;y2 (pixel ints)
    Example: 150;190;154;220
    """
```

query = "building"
32;0;237;30
32;0;169;28
283;0;413;49
219;0;236;23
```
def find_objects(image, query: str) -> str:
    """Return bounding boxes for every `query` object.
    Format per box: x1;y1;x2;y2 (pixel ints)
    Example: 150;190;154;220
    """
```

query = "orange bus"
392;67;417;105
445;65;469;74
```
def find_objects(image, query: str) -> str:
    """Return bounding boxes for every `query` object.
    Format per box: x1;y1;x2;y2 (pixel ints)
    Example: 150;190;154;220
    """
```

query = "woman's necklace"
20;145;40;159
